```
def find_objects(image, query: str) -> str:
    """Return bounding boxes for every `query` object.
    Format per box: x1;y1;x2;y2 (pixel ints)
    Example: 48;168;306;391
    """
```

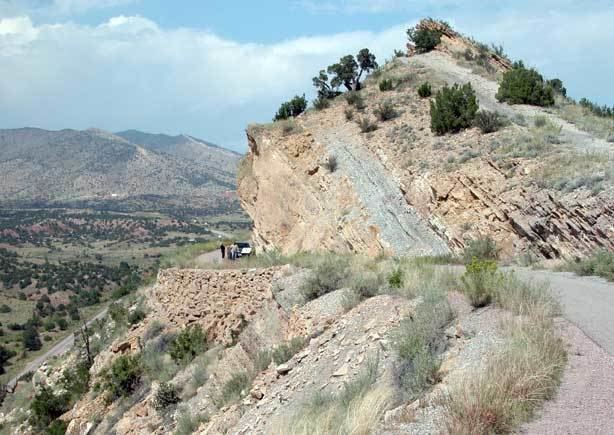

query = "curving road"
7;306;109;389
507;267;614;355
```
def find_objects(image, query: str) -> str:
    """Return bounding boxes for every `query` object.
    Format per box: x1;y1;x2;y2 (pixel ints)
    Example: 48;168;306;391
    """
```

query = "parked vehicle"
236;241;252;257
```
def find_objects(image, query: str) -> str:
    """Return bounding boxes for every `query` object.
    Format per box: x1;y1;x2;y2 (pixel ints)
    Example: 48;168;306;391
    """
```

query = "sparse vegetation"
356;116;378;133
496;61;555;106
379;79;394;91
474;110;505;133
312;97;330;111
175;406;209;435
445;275;565;433
344;107;354;121
418;82;432;98
562;250;614;282
301;255;350;300
272;337;306;365
345;91;366;110
374;100;398;121
535;151;612;194
430;83;478;135
217;371;252;407
463;236;499;263
277;357;390;435
324;155;338;172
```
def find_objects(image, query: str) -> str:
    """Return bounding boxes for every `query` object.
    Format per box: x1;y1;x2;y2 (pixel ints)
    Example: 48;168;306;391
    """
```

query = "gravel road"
447;265;614;433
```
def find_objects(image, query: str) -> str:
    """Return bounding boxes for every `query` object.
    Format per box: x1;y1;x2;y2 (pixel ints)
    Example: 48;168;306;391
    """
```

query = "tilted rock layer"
238;29;614;259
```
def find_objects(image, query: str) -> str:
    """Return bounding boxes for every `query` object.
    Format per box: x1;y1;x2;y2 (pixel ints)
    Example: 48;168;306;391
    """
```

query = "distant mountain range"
0;127;242;211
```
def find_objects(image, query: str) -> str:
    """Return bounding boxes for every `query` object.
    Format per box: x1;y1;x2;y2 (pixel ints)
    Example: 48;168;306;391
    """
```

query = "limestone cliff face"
238;126;389;256
238;122;453;257
238;34;614;260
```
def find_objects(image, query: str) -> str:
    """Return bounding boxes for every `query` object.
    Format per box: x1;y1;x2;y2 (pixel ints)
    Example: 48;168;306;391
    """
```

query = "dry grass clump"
274;358;392;435
446;271;566;434
444;316;566;434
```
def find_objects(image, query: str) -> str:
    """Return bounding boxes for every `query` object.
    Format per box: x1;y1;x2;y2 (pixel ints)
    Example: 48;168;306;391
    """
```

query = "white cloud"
0;2;612;152
0;0;139;17
0;15;408;150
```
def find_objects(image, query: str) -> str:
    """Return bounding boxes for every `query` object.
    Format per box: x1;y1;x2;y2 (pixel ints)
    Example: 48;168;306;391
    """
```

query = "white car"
236;241;252;257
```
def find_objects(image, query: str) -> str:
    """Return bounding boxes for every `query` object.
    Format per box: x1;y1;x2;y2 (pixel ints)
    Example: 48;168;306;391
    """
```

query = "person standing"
220;244;226;260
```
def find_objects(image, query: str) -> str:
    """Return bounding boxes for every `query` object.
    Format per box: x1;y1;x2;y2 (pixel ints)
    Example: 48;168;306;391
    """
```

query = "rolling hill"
0;127;241;211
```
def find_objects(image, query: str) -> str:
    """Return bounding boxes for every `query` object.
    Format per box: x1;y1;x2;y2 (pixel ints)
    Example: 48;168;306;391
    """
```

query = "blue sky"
1;0;613;152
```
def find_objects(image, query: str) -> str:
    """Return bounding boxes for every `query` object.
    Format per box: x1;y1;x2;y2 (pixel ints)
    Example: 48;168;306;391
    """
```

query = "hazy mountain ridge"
0;127;241;207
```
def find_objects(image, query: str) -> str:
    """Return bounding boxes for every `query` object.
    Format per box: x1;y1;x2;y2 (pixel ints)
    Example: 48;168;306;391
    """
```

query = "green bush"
57;318;68;330
301;255;351;300
0;304;11;313
461;259;502;308
127;308;146;325
108;302;128;326
496;62;555;106
62;360;91;400
474;110;505;133
418;82;432;98
374;100;398;121
356;116;378;133
154;382;180;411
313;97;331;111
29;386;70;428
22;324;42;351
100;354;143;400
388;268;403;288
47;420;68;435
379;79;394;91
169;325;207;364
407;26;441;53
272;337;306;365
463;237;499;263
274;94;308;121
430;83;478;135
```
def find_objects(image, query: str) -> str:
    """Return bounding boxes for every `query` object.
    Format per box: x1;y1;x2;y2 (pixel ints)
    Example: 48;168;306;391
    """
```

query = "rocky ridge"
238;25;614;260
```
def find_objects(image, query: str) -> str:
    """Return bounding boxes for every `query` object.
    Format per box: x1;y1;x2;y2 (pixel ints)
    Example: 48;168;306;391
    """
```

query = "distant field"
0;207;251;383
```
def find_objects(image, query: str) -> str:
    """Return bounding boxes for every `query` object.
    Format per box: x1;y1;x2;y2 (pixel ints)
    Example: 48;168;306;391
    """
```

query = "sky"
0;1;613;152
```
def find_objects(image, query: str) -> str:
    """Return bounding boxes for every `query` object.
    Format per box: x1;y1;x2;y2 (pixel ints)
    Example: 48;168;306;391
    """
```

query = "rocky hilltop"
239;22;614;260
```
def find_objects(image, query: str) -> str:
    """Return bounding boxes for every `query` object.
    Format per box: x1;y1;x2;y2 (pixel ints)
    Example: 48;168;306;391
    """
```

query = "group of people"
220;243;240;261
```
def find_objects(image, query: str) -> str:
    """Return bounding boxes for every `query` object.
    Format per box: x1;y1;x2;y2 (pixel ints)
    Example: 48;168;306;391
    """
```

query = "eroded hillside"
239;23;614;260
